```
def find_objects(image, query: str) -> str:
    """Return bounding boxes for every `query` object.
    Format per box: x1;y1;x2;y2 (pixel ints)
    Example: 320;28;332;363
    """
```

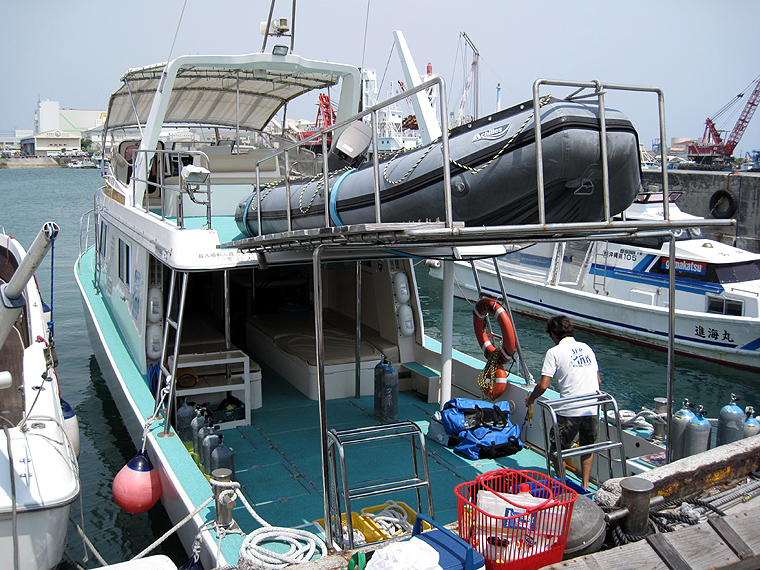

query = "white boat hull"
433;257;760;371
0;504;72;570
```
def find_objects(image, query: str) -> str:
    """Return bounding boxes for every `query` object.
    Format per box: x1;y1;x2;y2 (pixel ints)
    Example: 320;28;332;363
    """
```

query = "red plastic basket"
455;469;577;570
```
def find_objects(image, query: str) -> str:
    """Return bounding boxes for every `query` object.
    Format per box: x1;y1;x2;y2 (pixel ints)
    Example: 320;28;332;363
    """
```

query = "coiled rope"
215;480;326;569
362;500;413;537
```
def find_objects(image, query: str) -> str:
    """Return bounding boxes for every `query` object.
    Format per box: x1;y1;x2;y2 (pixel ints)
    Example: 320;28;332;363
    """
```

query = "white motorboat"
428;193;760;371
1;224;80;570
73;7;746;568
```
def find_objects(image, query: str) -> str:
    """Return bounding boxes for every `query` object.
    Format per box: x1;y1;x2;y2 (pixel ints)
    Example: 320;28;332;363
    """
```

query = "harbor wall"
642;170;760;253
0;156;67;168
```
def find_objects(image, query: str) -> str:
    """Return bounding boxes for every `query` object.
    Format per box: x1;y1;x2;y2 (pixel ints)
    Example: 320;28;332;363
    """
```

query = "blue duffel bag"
439;398;523;460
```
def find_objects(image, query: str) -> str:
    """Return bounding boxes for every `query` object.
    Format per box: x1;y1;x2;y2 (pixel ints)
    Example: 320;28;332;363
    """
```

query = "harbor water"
1;167;758;568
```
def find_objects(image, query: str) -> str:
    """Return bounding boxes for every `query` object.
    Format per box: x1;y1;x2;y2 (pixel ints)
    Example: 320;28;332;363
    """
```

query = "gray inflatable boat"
235;97;642;236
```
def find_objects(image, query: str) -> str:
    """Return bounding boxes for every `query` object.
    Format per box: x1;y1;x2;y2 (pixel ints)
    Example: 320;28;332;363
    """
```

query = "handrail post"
322;133;330;227
533;79;547;225
437;78;453;228
370;110;382;223
284;151;292;231
255;164;262;236
594;80;611;222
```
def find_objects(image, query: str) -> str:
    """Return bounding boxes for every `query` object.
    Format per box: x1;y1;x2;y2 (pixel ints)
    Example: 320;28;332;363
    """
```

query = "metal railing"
533;79;669;226
247;76;452;237
130;149;213;229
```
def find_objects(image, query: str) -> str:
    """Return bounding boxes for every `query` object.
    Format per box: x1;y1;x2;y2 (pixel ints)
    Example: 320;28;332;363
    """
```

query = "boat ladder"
326;421;433;549
592;241;609;294
154;269;189;435
536;390;628;484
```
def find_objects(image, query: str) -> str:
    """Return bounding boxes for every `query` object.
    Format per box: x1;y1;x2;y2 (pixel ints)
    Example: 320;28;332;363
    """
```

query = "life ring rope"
473;297;517;400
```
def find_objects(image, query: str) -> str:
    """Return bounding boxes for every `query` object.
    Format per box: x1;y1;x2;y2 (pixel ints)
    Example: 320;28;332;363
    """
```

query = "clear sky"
2;0;759;156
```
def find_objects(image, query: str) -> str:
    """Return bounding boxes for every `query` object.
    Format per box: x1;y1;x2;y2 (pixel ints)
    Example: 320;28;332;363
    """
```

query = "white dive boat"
1;224;80;570
68;159;98;169
429;193;760;371
74;13;737;567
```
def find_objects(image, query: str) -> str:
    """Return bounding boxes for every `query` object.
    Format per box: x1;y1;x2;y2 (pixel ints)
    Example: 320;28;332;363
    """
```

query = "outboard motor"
671;399;695;461
327;120;372;171
717;394;744;446
684;405;711;457
744;406;760;438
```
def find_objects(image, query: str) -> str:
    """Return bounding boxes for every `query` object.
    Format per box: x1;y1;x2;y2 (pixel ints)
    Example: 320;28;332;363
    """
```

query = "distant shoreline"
0;157;68;168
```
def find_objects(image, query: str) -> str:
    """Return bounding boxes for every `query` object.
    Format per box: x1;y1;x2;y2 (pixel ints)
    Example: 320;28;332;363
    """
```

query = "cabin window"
98;222;108;256
707;295;744;316
118;238;130;288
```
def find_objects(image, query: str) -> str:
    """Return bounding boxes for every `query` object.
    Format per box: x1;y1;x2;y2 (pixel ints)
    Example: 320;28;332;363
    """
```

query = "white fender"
397;304;415;337
146;323;163;361
147;286;163;324
392;272;411;304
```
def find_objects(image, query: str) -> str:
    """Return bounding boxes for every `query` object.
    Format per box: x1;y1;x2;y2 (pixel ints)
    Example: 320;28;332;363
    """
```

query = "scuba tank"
744;406;760;438
671;399;695;461
683;405;711;457
202;425;221;475
176;398;196;443
210;433;236;479
717;394;744;446
196;422;214;466
374;356;398;423
190;409;206;456
374;356;389;419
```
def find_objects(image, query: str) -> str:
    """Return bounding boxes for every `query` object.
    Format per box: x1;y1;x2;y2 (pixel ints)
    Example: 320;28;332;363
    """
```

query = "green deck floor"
220;359;553;531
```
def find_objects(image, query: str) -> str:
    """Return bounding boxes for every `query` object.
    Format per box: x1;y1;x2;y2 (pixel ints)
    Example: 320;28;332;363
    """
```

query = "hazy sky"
2;0;759;156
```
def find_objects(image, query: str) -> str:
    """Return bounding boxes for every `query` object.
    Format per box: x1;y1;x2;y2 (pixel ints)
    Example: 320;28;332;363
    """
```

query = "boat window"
610;235;665;248
714;260;760;284
648;257;721;283
118;238;130;288
707;295;744;316
98;222;108;256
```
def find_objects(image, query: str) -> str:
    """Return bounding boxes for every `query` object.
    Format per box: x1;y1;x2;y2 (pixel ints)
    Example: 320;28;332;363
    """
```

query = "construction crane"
688;75;760;164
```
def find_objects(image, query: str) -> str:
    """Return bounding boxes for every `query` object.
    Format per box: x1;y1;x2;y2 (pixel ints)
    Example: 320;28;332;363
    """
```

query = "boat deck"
213;358;555;541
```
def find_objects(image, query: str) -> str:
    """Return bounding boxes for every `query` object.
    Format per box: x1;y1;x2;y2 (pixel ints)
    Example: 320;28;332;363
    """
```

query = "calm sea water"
1;167;757;567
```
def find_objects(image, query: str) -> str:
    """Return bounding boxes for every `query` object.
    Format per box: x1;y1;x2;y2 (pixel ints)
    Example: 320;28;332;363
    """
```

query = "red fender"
472;298;516;365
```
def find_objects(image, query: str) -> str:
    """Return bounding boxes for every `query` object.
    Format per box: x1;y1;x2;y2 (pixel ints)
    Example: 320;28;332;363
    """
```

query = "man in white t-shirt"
525;315;601;489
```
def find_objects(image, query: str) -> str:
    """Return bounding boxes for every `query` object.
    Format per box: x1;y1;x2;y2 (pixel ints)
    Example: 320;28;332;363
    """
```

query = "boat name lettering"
198;251;236;259
694;325;734;343
662;258;706;275
472;124;511;143
603;248;637;261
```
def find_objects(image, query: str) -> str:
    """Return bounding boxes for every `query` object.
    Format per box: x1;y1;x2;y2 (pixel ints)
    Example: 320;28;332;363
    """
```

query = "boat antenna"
360;0;371;72
166;0;188;67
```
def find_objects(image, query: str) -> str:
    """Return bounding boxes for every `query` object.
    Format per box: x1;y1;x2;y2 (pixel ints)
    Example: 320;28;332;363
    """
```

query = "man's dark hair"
546;315;574;340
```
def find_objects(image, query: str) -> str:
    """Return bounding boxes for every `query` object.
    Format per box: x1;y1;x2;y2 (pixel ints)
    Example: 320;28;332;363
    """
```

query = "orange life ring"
472;297;516;365
482;364;508;401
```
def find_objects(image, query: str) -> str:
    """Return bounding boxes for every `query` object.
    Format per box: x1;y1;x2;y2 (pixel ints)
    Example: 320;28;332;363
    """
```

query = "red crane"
298;93;336;147
688;75;760;164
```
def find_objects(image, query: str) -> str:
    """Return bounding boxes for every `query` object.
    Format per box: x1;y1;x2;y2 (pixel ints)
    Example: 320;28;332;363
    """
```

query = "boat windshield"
714;260;760;284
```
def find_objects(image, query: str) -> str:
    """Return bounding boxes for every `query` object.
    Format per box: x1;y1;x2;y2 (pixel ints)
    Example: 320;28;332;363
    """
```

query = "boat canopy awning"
105;53;360;132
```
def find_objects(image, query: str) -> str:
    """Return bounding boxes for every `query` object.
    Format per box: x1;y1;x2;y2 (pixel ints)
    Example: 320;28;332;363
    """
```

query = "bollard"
620;477;654;537
653;398;668;441
211;468;236;528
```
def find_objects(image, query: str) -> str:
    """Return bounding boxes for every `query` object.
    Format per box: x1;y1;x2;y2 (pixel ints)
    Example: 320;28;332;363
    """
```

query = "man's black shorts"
549;415;597;454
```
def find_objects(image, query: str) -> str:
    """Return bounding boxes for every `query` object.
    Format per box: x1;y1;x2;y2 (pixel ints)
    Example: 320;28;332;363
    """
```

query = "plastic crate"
313;511;387;545
455;469;577;570
361;500;432;536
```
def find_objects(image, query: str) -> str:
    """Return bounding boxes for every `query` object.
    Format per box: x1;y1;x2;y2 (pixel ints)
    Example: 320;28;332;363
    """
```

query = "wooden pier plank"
721;510;760;555
708;516;754;560
653;523;741;570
